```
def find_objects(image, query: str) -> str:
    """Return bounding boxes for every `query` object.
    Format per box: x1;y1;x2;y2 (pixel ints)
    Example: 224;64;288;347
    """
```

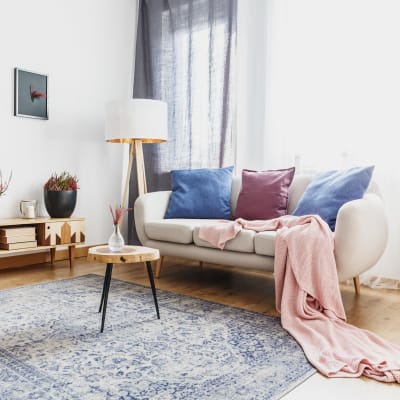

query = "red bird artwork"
30;84;47;102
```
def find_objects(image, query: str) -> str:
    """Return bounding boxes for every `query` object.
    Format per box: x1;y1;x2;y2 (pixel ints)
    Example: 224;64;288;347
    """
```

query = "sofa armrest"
334;193;388;281
134;191;171;245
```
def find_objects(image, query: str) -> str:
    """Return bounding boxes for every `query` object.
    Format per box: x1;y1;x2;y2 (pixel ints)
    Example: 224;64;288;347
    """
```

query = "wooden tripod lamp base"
122;139;147;208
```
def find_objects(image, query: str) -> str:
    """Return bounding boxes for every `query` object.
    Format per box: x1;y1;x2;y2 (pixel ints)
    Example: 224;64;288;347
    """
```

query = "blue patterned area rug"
0;274;315;399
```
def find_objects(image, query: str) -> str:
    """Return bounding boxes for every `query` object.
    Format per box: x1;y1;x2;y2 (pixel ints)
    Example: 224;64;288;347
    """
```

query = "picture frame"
14;68;48;120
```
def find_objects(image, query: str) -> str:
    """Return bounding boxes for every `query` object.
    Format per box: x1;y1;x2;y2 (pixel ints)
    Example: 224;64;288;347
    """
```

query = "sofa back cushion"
287;175;314;214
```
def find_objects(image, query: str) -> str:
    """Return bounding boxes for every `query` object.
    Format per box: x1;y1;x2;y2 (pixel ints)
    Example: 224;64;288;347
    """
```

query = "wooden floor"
1;255;400;398
0;255;399;346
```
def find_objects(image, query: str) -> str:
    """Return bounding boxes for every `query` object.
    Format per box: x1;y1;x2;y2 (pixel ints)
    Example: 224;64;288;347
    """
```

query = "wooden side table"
87;245;160;333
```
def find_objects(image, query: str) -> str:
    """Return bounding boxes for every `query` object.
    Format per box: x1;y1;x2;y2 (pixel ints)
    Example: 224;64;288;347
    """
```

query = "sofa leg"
353;275;361;295
155;256;164;279
199;261;203;270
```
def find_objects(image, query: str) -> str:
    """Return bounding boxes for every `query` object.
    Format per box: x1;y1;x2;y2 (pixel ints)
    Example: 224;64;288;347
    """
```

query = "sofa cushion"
233;167;295;220
254;231;276;256
193;227;255;253
145;219;216;244
292;166;374;230
164;166;234;219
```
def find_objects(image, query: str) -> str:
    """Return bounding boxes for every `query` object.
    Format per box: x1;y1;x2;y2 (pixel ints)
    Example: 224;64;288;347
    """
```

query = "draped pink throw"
198;215;400;382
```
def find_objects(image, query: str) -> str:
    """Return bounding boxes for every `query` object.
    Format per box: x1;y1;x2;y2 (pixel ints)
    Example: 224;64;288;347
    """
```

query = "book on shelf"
0;226;36;237
0;241;37;250
0;234;36;244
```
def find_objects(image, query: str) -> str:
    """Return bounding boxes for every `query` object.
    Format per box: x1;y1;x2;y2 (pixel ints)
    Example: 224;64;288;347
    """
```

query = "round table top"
87;245;160;264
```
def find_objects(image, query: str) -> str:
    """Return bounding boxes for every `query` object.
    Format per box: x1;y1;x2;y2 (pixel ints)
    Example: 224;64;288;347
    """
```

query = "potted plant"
43;171;79;218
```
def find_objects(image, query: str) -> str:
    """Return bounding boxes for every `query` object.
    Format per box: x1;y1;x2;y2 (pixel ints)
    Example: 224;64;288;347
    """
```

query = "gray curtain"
129;0;237;243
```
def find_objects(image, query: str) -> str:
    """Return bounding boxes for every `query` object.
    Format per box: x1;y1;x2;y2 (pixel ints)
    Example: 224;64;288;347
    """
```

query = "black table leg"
99;265;109;313
146;261;160;319
100;263;113;333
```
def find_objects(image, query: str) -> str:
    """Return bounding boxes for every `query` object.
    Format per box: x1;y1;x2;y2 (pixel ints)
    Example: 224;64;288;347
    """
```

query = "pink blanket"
199;215;400;382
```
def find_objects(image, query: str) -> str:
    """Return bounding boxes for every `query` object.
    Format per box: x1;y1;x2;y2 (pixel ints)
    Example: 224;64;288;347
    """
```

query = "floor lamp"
105;99;168;209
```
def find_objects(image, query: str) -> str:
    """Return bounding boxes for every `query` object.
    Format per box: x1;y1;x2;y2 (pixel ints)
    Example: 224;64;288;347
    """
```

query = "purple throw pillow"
233;167;296;220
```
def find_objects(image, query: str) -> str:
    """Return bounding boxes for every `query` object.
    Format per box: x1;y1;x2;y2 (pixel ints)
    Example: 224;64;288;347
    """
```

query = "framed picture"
14;68;48;120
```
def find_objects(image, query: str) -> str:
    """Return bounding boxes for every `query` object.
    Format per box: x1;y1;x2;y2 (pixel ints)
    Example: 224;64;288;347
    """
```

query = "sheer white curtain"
237;0;400;285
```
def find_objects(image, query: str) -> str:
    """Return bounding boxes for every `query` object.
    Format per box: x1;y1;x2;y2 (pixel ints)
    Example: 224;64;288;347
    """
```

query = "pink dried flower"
109;205;132;225
0;170;12;197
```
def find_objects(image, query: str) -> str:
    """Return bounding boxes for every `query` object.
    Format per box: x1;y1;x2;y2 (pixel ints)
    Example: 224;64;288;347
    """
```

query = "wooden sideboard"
0;217;85;269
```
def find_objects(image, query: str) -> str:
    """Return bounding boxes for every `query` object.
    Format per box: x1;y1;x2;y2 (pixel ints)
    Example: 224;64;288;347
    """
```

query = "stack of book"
0;226;37;250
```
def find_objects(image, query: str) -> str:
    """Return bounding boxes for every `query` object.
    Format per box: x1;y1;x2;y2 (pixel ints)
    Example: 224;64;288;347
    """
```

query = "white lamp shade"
105;99;168;143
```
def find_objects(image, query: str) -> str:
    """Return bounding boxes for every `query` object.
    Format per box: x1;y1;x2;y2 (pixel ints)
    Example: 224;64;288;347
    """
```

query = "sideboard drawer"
37;220;85;246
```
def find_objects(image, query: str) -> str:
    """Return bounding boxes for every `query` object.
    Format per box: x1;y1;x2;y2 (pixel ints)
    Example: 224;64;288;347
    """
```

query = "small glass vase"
108;224;124;252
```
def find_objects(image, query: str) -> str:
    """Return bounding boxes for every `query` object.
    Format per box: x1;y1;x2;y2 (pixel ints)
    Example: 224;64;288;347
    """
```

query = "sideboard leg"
50;248;56;266
69;245;75;269
353;275;361;295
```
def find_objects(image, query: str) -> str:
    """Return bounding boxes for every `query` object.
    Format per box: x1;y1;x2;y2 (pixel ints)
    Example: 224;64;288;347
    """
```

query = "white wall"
0;0;138;245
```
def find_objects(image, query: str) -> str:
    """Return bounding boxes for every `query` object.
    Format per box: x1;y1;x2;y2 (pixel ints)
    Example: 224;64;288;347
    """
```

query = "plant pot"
44;189;77;218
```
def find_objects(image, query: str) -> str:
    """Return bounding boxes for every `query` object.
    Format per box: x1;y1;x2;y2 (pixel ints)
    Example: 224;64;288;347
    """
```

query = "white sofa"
134;175;388;292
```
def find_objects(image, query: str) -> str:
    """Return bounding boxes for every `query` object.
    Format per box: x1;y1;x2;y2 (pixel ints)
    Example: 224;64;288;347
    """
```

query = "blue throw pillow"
164;166;234;219
292;166;374;230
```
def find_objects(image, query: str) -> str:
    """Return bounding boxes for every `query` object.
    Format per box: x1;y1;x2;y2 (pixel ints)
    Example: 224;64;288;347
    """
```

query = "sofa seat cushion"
254;231;276;256
145;219;217;244
193;227;255;253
